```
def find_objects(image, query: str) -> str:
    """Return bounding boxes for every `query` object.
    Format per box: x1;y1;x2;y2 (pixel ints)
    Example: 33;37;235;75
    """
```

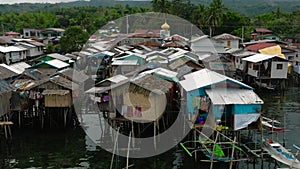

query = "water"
1;87;300;169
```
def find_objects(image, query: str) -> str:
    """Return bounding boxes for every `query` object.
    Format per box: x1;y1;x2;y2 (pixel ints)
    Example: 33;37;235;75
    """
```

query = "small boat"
263;139;300;169
201;143;231;162
262;116;285;132
255;80;276;90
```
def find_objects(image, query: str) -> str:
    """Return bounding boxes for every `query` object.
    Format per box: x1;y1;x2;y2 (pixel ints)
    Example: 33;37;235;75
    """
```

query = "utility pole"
242;26;244;43
1;23;4;36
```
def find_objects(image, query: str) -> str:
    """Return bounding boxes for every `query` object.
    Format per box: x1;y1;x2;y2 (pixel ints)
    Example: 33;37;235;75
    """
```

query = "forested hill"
199;0;300;16
0;0;300;16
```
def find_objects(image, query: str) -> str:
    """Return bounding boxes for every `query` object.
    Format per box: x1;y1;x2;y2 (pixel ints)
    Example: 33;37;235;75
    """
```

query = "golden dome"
161;22;170;30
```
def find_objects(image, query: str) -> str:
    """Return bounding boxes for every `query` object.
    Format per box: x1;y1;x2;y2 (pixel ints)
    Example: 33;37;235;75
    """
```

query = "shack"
242;53;288;90
179;68;263;130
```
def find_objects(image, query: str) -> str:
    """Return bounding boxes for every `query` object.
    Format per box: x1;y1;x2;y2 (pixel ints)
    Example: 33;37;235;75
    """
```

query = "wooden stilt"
98;113;103;140
4;122;7;139
110;127;120;169
260;116;264;169
18;111;21;128
156;120;160;142
64;108;67;128
49;108;52;128
126;132;132;169
229;137;236;169
131;120;135;148
138;123;141;138
7;115;11;138
154;122;156;150
210;132;219;169
41;110;44;129
162;115;166;131
194;129;197;162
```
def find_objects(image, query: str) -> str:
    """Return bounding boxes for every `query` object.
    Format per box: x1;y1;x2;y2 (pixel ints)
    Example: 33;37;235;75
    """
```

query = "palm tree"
191;4;206;30
206;0;225;36
151;0;169;13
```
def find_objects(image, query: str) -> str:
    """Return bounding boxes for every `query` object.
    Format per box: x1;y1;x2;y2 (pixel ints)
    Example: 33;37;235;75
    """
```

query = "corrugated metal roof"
179;69;252;92
26;40;45;47
138;45;152;52
79;51;93;57
96;74;128;87
242;54;285;63
0;37;15;44
111;60;139;66
58;68;89;83
255;28;273;33
213;33;241;40
139;68;178;80
0;64;21;75
169;52;198;62
205;88;263;105
47;53;71;61
50;75;79;90
164;34;189;42
0;45;27;53
5;31;20;35
91;41;112;51
146;55;168;63
198;53;212;60
117;52;147;59
107;74;128;83
177;65;193;78
45;59;70;69
85;86;106;94
42;28;65;32
8;62;31;74
131;74;172;94
231;50;256;58
85;79;130;94
246;43;276;51
242;39;289;46
168;57;189;70
167;49;189;59
145;51;165;57
190;35;209;43
0;79;14;94
19;42;36;48
86;48;100;54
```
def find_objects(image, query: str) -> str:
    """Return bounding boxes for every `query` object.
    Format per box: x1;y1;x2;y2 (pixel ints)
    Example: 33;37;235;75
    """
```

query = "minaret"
160;21;170;39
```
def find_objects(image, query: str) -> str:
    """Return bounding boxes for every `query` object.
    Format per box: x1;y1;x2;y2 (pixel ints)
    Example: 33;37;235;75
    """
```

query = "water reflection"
1;87;300;169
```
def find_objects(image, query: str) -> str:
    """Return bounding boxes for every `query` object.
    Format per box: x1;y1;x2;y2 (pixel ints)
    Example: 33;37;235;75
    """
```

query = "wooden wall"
44;93;72;107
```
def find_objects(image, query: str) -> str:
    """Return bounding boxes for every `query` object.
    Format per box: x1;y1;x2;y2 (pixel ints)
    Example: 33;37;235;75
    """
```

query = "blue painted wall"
186;88;206;113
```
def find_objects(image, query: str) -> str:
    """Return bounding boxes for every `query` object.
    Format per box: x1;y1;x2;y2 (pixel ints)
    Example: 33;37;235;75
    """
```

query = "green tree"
151;0;170;13
60;26;89;54
191;4;207;30
169;0;194;20
206;0;226;36
221;11;250;35
45;43;60;54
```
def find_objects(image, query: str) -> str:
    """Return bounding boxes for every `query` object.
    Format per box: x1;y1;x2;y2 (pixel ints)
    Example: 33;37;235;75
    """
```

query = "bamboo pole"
131;120;135;148
126;132;132;169
229;137;236;169
110;127;120;169
18;111;21;128
210;132;219;169
154;121;156;150
260;116;264;169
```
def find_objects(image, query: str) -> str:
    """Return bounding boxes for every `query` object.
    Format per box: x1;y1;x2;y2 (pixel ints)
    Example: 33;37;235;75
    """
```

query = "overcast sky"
0;0;84;4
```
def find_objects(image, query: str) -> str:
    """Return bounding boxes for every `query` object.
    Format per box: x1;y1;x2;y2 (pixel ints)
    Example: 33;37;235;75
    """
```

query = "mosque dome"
161;22;170;30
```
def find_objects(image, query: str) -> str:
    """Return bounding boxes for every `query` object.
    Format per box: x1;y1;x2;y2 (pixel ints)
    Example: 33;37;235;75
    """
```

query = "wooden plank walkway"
0;121;13;139
0;121;13;125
